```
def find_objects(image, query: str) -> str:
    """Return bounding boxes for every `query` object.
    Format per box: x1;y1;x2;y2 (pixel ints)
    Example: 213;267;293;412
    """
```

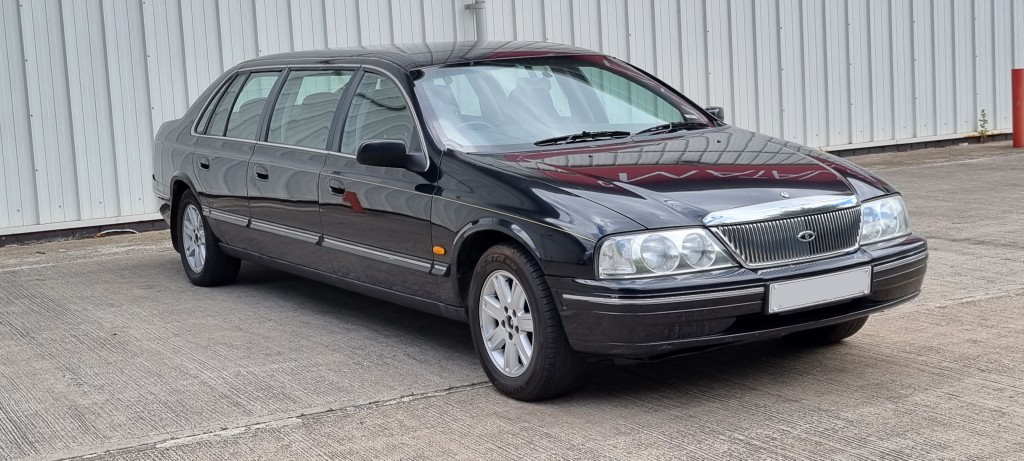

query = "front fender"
442;216;595;306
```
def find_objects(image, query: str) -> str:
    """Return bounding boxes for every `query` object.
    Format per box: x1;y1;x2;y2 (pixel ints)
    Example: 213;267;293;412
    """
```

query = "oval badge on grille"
797;230;816;242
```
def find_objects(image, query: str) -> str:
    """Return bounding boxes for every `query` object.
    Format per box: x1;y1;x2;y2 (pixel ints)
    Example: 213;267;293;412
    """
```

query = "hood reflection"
470;127;889;229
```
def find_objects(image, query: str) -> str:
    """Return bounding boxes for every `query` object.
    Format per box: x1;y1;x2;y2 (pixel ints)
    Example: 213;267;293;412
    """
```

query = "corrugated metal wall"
1;0;1022;235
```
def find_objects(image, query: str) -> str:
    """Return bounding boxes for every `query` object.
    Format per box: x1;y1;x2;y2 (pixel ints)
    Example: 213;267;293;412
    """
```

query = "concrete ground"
1;141;1023;460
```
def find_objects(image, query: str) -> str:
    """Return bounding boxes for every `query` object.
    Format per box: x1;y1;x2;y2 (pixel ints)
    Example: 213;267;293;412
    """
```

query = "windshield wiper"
534;130;631;146
635;121;711;136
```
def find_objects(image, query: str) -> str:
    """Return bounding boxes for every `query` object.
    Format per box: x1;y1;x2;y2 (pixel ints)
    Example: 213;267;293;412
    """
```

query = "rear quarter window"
203;76;245;136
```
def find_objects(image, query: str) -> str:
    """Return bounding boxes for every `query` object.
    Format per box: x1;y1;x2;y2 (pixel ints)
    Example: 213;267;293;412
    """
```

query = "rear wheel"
467;244;582;401
784;316;869;346
177;191;240;287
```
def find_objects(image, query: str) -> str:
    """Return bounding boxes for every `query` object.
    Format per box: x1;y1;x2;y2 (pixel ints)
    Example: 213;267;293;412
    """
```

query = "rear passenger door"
193;71;280;248
319;71;439;297
247;68;356;271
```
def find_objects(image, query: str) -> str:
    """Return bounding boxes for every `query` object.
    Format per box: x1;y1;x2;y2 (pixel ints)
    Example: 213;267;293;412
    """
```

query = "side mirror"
356;140;408;169
705;106;725;123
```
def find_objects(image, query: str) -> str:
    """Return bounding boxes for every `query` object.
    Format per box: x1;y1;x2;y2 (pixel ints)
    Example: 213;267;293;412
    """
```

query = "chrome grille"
712;207;862;268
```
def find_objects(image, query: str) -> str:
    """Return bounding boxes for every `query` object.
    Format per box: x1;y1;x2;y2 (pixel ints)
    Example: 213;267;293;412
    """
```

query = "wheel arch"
168;174;200;253
450;218;544;306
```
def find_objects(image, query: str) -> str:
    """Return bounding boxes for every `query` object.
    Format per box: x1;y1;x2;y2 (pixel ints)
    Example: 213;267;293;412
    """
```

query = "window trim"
218;72;255;138
255;68;291;143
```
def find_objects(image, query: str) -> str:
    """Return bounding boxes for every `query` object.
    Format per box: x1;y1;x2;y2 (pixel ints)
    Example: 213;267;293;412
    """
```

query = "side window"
267;69;354;149
205;76;245;136
339;72;419;154
224;72;280;140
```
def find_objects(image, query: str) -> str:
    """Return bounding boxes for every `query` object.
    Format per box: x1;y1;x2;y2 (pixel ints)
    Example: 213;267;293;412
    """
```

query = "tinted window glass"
224;72;280;140
267;70;354;149
205;76;245;136
340;73;418;155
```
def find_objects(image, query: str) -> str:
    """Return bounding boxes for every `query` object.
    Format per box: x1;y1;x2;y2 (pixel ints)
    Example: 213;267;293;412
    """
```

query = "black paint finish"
153;41;927;360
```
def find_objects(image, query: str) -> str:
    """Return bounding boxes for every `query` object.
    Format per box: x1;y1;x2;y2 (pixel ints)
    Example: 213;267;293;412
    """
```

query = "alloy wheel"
479;270;535;377
182;204;207;273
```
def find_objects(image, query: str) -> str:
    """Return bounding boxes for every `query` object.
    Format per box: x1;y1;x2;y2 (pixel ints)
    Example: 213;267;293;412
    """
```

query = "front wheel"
784;316;869;346
467;244;582;401
177;191;240;287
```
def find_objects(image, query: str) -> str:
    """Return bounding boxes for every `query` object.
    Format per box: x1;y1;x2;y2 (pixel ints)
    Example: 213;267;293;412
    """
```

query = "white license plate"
768;267;872;314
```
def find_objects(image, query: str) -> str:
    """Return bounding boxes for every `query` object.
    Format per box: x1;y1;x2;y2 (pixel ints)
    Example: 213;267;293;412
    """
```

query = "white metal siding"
0;0;1022;235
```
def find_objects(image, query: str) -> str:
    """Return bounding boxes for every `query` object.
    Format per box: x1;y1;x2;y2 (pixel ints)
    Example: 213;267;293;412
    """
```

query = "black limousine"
154;41;927;400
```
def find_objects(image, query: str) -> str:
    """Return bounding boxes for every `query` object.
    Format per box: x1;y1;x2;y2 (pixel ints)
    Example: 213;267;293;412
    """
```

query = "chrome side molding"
250;219;320;244
322;236;434;272
702;195;860;226
206;208;250;227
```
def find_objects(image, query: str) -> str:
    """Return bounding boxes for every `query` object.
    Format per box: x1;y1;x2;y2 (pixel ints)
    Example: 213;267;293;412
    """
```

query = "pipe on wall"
466;0;487;41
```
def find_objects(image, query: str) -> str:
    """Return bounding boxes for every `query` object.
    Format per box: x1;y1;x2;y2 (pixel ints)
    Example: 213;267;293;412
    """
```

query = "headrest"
301;92;337;106
238;98;265;113
515;77;552;92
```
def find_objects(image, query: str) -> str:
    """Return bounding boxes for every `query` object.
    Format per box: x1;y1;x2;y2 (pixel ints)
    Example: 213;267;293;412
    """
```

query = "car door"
247;68;357;271
193;70;281;248
320;70;439;297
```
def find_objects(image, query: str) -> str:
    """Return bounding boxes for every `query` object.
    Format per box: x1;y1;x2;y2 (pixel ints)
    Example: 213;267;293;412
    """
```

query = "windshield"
413;55;712;152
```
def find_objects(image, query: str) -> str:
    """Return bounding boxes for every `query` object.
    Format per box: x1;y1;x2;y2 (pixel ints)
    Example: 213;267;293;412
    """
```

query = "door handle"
327;178;345;195
198;156;210;170
254;165;269;181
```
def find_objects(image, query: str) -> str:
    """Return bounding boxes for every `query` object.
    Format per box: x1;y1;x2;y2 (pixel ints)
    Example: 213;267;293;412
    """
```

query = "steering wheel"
453;120;495;131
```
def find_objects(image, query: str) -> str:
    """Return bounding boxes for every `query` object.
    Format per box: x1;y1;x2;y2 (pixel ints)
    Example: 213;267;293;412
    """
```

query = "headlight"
860;195;910;244
597;228;736;279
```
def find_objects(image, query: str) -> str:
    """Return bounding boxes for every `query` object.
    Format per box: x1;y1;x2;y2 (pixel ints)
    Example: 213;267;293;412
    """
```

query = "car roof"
238;40;601;71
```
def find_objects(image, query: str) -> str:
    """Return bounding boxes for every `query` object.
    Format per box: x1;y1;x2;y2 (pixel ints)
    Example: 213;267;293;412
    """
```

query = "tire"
783;316;869;346
467;243;582;401
176;190;240;287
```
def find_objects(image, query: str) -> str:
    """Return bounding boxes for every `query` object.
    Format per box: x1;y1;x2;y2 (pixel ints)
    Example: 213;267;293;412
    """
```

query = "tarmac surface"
1;142;1023;460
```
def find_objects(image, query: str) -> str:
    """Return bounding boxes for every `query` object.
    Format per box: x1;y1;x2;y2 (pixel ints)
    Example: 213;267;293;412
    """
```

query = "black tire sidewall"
467;246;553;393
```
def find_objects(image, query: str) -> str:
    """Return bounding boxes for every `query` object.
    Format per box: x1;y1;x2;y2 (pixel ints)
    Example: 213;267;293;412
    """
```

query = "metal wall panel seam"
843;0;855;142
865;0;875;143
2;0;37;227
992;0;1012;128
772;1;784;141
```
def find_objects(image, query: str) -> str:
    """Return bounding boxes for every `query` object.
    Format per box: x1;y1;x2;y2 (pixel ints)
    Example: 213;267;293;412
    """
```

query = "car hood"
470;126;895;229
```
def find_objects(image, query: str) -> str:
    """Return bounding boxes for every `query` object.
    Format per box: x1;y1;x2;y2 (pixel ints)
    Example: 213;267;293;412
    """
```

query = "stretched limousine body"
154;41;927;400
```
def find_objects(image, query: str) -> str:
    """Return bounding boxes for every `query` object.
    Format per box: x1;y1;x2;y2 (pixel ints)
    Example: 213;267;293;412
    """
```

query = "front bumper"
550;234;928;358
